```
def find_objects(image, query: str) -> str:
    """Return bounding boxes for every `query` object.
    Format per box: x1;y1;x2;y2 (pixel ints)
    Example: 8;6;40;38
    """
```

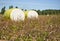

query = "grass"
0;14;60;41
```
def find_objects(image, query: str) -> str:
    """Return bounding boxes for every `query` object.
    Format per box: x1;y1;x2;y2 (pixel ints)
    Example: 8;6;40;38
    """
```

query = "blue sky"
0;0;60;11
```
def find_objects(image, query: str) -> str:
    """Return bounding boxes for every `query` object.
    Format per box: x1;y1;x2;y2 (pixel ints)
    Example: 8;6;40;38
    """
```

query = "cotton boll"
47;14;49;16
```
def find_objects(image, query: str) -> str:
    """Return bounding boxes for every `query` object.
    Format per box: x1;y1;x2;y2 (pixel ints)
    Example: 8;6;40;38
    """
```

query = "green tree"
15;6;18;8
0;6;6;14
37;10;42;15
21;9;24;11
25;9;27;11
9;5;13;9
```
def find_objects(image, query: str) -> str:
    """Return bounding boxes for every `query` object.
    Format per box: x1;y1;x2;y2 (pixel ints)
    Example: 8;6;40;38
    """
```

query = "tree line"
0;5;18;14
36;9;60;15
0;6;60;15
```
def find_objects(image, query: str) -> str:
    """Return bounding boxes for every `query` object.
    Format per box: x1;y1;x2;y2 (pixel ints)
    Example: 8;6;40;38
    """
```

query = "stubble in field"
0;14;60;41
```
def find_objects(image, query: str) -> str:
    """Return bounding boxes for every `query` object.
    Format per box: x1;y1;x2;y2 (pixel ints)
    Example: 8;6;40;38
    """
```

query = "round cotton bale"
24;10;38;19
4;8;25;21
24;11;28;18
4;9;13;19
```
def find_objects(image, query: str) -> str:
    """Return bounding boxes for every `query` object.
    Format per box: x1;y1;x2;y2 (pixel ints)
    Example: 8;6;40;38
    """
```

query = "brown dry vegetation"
0;14;60;41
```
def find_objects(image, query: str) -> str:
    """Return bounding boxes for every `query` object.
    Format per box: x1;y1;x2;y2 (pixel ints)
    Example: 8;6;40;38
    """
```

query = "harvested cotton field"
0;14;60;41
0;0;60;41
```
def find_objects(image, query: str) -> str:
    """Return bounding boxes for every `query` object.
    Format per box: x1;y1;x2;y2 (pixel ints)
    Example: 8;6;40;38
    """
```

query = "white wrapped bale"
24;10;38;19
10;9;25;21
4;8;25;21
